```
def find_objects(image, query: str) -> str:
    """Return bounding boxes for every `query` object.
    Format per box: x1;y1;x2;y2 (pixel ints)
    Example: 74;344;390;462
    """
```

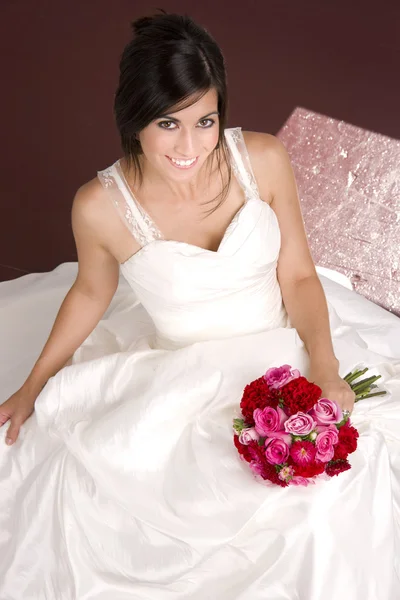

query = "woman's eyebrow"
156;111;219;123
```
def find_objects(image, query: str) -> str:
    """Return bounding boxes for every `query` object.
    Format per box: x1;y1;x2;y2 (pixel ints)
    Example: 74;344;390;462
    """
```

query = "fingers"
0;412;11;427
5;419;22;446
343;390;356;414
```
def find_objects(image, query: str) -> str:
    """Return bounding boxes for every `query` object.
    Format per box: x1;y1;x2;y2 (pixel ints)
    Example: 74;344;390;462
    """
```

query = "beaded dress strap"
224;127;260;201
97;161;163;247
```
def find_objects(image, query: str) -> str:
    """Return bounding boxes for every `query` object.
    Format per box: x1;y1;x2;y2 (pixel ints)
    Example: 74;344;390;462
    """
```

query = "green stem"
355;390;387;401
351;376;381;394
344;368;368;384
342;367;386;404
351;374;380;388
351;381;377;395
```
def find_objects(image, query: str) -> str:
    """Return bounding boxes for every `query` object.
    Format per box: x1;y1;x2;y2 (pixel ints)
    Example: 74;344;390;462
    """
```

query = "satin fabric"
1;128;400;598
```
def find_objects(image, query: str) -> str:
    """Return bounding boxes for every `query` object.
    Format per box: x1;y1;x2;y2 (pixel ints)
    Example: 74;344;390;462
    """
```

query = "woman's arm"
247;132;355;412
1;182;120;443
278;275;338;370
24;182;120;393
263;138;337;370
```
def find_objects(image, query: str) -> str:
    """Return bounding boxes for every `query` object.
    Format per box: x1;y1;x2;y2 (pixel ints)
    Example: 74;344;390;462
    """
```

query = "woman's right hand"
0;387;37;446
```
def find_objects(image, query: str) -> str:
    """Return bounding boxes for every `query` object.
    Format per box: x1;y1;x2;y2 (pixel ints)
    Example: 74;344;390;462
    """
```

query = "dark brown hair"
113;11;232;213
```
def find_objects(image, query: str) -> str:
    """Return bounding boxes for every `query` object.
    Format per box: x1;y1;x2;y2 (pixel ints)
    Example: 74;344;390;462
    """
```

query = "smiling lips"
166;156;199;169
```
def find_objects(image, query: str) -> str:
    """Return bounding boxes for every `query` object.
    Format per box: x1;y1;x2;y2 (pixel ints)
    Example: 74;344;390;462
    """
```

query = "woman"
0;12;399;600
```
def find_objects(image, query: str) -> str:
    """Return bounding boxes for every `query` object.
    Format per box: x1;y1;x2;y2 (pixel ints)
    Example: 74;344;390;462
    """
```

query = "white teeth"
170;157;196;166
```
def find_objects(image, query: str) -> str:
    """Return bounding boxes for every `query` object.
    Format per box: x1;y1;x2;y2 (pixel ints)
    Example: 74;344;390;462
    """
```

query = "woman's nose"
174;130;197;157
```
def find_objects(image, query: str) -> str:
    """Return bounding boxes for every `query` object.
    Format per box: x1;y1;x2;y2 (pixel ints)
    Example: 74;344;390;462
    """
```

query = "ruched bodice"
98;128;288;348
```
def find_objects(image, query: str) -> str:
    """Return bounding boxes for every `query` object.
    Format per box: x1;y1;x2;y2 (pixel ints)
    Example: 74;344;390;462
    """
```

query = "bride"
1;12;399;600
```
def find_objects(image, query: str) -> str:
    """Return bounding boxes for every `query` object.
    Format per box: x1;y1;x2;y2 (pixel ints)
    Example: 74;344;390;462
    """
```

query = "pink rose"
239;428;260;445
314;424;330;434
284;412;316;436
264;364;300;390
315;426;339;462
266;430;292;446
254;406;287;436
265;437;290;465
311;398;343;425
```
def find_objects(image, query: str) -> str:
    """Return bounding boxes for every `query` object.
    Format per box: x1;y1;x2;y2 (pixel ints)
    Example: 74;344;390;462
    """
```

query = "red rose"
278;377;322;415
333;422;359;460
326;459;351;477
240;377;278;424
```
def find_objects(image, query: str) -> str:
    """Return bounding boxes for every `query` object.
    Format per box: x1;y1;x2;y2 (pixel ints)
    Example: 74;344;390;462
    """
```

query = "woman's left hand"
309;367;356;414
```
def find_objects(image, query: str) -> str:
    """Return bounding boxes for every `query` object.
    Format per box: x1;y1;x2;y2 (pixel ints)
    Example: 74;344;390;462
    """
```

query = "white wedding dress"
1;128;400;600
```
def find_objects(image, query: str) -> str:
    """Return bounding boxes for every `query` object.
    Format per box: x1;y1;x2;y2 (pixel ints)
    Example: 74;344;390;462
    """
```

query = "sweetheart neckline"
120;197;273;268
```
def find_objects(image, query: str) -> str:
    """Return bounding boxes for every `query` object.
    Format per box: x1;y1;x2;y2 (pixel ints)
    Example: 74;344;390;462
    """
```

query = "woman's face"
138;88;220;182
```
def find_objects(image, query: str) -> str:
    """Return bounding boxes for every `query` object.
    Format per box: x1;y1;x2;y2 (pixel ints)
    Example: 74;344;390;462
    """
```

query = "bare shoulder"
72;176;109;229
71;174;125;258
242;130;280;151
71;175;121;248
71;172;140;264
241;131;291;204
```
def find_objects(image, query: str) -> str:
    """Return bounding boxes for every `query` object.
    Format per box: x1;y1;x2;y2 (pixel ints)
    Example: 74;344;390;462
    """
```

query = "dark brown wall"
1;0;399;281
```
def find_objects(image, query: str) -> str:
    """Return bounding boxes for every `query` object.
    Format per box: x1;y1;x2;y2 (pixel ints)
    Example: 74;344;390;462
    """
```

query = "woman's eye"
158;121;176;130
198;118;215;128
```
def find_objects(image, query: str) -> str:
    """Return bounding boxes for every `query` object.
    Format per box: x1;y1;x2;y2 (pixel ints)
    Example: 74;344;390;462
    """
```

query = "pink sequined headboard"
277;108;400;316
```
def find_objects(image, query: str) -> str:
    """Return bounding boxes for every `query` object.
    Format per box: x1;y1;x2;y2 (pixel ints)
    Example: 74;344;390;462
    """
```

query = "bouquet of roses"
233;364;386;487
